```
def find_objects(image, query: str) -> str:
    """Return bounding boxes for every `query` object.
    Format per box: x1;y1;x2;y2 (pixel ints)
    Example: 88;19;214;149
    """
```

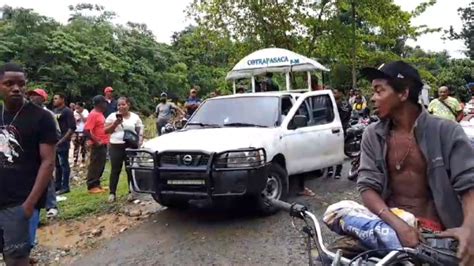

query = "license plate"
167;180;205;185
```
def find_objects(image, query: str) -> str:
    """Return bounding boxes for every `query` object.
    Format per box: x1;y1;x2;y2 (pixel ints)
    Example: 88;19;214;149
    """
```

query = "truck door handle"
332;128;341;134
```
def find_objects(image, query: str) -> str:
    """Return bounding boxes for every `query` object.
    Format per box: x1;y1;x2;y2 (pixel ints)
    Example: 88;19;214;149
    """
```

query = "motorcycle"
344;110;375;158
161;118;188;135
269;197;460;266
347;155;359;181
346;114;379;182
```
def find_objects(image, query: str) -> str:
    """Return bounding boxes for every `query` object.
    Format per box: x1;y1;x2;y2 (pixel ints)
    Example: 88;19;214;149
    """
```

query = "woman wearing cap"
105;97;144;202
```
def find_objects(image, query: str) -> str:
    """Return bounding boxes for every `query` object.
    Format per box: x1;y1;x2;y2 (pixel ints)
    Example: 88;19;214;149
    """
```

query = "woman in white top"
105;97;144;202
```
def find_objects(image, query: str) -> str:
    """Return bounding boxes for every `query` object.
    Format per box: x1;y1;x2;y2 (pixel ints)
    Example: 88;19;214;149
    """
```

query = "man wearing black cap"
155;92;183;136
337;61;474;264
84;95;110;194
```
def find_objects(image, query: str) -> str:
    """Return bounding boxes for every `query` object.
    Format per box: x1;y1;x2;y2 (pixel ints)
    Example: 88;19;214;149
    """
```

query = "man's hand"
22;201;34;219
395;223;420;247
440;226;474;266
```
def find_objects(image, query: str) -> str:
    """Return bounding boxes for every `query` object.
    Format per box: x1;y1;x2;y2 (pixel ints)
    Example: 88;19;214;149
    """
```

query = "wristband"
377;207;389;216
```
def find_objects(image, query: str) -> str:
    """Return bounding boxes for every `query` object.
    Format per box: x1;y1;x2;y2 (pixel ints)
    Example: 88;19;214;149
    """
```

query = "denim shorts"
0;205;31;259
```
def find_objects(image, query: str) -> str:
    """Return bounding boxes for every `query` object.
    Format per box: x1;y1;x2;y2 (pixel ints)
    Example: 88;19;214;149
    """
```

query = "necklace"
1;102;26;128
391;130;414;171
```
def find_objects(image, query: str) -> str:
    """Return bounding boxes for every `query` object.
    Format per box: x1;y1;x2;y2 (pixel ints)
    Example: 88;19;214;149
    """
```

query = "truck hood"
461;120;474;139
143;127;278;153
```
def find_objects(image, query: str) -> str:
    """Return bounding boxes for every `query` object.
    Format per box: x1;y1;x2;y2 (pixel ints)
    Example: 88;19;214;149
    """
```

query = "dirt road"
73;162;358;265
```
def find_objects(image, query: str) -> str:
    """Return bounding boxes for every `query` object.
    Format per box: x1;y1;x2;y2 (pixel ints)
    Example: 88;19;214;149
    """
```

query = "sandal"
297;187;316;197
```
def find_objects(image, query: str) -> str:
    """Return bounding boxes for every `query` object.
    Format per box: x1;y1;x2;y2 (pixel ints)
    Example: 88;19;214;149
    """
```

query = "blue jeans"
0;206;31;259
55;147;71;191
29;209;40;248
46;180;57;210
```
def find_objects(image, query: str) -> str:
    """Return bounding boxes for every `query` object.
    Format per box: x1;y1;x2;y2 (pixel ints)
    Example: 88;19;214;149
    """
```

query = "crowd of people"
0;62;200;265
1;59;473;265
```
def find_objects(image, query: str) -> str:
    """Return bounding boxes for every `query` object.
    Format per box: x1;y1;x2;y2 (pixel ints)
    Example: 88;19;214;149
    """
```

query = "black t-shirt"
54;106;76;149
0;102;58;209
105;98;117;118
337;100;352;130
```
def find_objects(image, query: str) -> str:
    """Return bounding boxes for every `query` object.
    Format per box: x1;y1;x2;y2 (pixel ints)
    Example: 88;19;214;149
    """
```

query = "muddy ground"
70;161;358;266
0;161;357;266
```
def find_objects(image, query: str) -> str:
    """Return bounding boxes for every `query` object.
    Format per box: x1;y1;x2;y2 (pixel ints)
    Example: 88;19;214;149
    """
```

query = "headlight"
216;149;266;168
128;151;154;168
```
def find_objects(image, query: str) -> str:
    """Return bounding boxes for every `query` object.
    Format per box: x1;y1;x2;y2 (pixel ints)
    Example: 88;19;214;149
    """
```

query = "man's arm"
462;190;474;227
22;143;56;218
361;190;420;247
58;109;76;145
454;99;464;121
84;113;101;145
439;125;474;264
172;103;185;117
84;129;100;145
22;111;58;218
427;100;435;114
58;129;74;145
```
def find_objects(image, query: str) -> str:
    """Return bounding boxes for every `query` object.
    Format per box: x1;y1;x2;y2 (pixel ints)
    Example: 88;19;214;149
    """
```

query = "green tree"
447;1;474;59
187;0;438;87
0;4;192;114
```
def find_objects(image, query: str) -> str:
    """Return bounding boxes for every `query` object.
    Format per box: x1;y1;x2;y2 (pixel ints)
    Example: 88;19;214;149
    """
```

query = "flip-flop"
297;188;316;197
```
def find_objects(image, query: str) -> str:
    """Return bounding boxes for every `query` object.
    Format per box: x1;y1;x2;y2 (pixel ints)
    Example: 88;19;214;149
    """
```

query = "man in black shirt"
334;87;353;130
328;87;352;179
0;63;57;264
53;93;76;194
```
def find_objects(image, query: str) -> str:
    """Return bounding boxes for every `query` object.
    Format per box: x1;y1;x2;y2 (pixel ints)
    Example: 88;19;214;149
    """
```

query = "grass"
49;115;157;221
51;163;131;221
143;115;156;140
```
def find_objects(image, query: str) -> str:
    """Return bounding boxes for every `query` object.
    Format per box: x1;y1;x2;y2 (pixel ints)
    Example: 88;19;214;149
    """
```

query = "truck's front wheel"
256;163;288;215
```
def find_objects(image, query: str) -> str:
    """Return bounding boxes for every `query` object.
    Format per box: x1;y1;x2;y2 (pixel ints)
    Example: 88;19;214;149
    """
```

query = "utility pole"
351;0;357;89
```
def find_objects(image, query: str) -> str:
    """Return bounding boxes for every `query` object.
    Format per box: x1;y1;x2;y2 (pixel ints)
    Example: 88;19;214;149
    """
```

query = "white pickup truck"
126;90;345;214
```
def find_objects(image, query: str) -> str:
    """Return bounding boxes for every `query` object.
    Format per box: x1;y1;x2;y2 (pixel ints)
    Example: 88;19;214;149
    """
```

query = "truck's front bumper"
125;149;269;200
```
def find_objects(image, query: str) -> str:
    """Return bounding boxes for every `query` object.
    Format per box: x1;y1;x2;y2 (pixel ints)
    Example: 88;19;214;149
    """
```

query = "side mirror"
289;115;308;129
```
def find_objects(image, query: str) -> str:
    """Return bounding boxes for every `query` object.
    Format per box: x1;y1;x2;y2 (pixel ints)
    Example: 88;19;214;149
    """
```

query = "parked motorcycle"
344;111;375;158
347;155;359;181
161;118;188;135
346;114;379;182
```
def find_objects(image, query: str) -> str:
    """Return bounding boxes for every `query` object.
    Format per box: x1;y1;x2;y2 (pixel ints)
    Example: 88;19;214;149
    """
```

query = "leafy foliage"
0;1;472;111
447;1;474;59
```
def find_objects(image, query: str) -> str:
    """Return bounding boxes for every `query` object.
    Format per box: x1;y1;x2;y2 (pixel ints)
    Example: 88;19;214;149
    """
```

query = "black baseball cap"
92;95;107;106
360;61;423;89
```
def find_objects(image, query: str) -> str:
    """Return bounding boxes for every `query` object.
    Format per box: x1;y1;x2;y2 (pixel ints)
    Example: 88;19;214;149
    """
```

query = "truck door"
282;91;344;175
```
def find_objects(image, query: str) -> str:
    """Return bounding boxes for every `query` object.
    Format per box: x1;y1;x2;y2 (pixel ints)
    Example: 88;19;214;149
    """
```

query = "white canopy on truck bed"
225;48;329;93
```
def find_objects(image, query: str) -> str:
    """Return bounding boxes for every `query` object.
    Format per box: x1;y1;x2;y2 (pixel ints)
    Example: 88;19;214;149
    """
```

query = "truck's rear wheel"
152;193;189;209
256;163;288;215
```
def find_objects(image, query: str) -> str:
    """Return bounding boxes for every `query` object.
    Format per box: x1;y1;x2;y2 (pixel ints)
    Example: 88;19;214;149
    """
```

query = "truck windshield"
188;96;279;128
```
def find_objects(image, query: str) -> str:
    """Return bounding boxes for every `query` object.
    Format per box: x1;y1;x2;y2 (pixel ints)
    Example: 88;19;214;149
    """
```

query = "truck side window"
281;97;293;116
297;102;311;123
308;95;335;126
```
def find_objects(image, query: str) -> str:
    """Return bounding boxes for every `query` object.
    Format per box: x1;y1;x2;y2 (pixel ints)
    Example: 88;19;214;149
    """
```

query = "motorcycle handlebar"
266;198;307;218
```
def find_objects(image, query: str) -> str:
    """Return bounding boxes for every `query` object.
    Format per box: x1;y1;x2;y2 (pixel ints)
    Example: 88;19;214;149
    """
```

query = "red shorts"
417;217;444;233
